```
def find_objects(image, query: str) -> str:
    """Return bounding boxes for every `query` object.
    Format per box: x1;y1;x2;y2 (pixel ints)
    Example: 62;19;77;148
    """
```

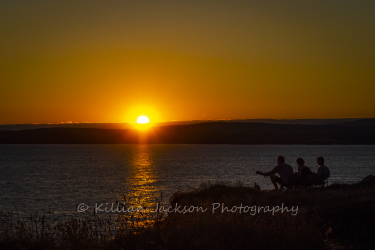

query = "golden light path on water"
117;144;164;228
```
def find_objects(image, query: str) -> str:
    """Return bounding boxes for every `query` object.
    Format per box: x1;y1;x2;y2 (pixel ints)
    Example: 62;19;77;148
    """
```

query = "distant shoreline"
1;120;375;144
0;118;370;130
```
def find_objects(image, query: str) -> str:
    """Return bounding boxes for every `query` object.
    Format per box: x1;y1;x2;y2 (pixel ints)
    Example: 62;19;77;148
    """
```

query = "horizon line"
1;117;374;126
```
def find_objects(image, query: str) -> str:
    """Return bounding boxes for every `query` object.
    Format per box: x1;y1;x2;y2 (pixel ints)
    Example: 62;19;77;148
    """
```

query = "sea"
0;144;374;219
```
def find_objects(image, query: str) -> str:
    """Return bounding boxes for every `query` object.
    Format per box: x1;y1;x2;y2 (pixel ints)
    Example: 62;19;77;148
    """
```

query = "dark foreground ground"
1;176;374;250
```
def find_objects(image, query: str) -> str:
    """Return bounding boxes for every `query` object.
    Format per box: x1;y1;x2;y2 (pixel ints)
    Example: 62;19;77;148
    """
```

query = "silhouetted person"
312;156;330;183
256;156;295;190
295;157;312;186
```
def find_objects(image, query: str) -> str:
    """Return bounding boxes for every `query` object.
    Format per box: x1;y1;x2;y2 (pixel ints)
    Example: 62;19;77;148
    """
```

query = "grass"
0;202;165;249
1;177;374;249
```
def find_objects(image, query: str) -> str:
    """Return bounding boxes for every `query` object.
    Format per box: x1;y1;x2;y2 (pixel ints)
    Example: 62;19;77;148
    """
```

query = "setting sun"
137;116;150;124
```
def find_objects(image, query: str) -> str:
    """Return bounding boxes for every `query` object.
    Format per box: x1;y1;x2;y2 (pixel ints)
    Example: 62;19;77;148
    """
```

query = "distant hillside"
0;118;365;131
1;122;375;144
336;118;375;128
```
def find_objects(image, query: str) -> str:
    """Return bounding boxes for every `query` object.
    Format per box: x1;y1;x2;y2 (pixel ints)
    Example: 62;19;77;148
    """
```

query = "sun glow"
137;115;150;124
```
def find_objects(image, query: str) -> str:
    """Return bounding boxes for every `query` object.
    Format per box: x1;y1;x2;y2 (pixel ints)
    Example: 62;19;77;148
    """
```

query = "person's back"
315;156;330;182
256;156;295;190
301;166;312;180
273;164;294;182
295;158;312;187
317;164;330;181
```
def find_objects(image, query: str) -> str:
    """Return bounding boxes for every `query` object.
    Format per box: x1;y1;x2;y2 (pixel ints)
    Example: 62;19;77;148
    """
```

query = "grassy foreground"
1;176;374;250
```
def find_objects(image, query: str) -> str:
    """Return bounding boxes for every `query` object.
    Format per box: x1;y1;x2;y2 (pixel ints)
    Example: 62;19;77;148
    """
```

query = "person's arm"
257;166;278;176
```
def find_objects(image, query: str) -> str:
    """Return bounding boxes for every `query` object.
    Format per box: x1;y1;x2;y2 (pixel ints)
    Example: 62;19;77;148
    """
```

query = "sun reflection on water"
117;145;165;228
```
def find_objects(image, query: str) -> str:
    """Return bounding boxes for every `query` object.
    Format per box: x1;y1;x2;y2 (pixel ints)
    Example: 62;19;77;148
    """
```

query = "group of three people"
256;156;330;190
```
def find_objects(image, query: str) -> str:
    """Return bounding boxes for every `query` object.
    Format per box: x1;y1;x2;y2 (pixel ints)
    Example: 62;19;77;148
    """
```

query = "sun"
137;115;150;124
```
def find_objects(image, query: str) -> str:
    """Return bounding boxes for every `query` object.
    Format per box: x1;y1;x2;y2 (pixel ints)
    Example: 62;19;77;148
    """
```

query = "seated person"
256;156;296;190
295;157;312;186
310;156;330;184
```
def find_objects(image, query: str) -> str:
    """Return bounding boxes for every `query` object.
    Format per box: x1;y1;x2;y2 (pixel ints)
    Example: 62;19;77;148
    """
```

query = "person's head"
277;156;285;164
317;156;324;165
296;157;305;166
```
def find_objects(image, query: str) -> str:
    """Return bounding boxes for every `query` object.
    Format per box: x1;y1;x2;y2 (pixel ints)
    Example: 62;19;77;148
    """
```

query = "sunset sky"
1;0;374;124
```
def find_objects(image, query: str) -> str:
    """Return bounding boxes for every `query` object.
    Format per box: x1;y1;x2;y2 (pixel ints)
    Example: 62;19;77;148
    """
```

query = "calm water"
0;144;374;219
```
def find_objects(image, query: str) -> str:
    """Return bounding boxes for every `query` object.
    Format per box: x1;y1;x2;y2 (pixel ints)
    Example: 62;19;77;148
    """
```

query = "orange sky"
1;1;375;124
